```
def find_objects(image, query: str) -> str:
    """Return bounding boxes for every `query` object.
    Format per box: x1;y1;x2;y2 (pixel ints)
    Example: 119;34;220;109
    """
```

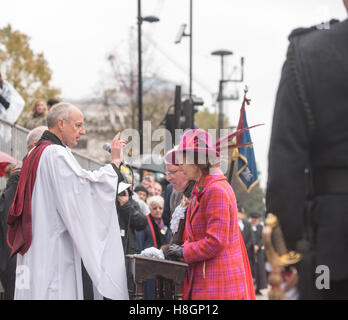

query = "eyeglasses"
166;170;179;176
63;119;86;131
74;122;86;130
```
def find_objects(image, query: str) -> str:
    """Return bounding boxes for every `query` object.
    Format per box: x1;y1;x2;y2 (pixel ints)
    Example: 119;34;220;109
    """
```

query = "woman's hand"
165;244;184;261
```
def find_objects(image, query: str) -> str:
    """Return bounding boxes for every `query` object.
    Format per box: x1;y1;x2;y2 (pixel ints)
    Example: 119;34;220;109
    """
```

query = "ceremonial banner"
236;92;259;192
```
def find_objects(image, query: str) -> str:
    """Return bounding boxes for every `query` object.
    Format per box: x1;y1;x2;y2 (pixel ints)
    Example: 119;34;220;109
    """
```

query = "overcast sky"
1;0;347;187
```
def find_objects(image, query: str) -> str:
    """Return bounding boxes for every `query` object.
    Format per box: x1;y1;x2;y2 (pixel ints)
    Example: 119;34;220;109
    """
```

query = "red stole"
7;141;53;257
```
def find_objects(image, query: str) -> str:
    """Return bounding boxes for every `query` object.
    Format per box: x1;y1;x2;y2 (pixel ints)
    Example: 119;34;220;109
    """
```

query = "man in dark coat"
266;2;348;299
162;183;173;228
237;206;255;277
116;186;147;255
249;212;267;294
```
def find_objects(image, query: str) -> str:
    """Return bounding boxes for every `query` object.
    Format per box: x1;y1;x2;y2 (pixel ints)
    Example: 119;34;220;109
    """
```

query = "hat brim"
165;147;220;165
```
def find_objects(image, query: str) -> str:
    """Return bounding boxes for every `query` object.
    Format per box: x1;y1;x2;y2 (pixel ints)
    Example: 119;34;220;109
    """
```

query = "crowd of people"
1;2;348;300
0;102;265;300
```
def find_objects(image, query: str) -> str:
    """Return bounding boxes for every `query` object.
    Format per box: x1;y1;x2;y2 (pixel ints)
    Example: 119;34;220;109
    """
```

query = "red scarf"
146;215;158;248
7;141;53;257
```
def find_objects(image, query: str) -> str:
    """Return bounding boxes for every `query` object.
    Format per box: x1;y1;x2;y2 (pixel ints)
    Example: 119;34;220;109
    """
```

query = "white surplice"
14;144;129;300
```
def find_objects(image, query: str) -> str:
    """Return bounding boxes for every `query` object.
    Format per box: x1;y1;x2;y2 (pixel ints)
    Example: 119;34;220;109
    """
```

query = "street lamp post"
189;0;192;98
211;50;233;131
175;0;193;96
137;0;159;156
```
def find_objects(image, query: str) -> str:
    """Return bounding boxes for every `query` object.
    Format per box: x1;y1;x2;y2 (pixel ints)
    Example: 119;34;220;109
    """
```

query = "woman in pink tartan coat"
165;129;255;300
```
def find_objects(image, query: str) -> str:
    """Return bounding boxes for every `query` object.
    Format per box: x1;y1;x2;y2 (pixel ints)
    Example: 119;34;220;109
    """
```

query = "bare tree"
99;27;173;133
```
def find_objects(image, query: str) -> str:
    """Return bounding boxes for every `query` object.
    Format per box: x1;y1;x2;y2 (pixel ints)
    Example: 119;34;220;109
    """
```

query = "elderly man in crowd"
6;102;128;300
162;148;195;249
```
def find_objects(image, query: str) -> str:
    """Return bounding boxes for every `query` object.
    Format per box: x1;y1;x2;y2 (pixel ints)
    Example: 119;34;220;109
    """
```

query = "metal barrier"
0;117;103;190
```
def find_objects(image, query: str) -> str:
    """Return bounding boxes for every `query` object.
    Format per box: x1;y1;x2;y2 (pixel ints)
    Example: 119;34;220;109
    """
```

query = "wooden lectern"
126;254;188;300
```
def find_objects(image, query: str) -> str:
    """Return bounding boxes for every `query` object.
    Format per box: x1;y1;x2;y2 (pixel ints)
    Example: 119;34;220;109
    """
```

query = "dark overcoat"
266;19;348;297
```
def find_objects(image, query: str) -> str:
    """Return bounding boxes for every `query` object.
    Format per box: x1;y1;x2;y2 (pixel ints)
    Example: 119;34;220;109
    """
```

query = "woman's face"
180;154;202;181
149;202;163;219
35;101;46;115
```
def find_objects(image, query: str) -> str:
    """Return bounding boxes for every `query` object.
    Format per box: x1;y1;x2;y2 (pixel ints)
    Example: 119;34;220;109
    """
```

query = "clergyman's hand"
110;132;127;168
165;244;184;261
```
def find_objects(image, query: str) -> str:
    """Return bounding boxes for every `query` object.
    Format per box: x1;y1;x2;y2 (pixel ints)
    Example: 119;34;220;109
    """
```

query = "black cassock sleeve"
266;42;311;251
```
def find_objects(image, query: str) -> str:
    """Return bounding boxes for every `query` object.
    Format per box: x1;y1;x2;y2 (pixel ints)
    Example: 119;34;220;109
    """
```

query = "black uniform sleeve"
266;41;311;251
110;163;124;183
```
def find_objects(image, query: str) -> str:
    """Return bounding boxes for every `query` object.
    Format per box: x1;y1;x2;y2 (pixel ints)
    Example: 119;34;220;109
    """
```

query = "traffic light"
164;85;204;146
165;113;176;146
182;99;193;130
182;96;204;130
164;86;182;146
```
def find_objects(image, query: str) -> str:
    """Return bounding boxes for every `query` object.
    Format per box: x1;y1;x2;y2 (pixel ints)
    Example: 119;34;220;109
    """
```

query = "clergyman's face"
61;108;86;147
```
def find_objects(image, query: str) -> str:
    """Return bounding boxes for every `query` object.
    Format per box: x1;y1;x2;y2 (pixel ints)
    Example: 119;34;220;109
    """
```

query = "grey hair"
147;195;164;208
26;126;48;150
46;102;72;128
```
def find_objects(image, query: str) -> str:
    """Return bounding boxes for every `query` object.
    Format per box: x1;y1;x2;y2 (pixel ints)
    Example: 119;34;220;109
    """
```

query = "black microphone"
103;143;111;153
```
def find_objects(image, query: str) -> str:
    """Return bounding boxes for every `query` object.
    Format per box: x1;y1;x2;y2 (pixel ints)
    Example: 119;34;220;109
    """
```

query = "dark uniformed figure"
266;3;348;299
237;206;255;277
249;212;267;294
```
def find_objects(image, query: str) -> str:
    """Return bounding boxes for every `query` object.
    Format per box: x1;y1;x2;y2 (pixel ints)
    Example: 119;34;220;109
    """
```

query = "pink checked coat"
183;170;255;300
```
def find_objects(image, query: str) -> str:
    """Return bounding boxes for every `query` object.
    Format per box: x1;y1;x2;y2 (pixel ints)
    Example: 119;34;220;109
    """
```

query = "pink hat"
165;125;262;166
164;146;180;166
164;129;219;166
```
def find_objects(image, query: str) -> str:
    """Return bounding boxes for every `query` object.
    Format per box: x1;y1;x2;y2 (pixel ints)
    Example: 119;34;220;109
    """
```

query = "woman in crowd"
22;99;47;130
165;129;255;300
